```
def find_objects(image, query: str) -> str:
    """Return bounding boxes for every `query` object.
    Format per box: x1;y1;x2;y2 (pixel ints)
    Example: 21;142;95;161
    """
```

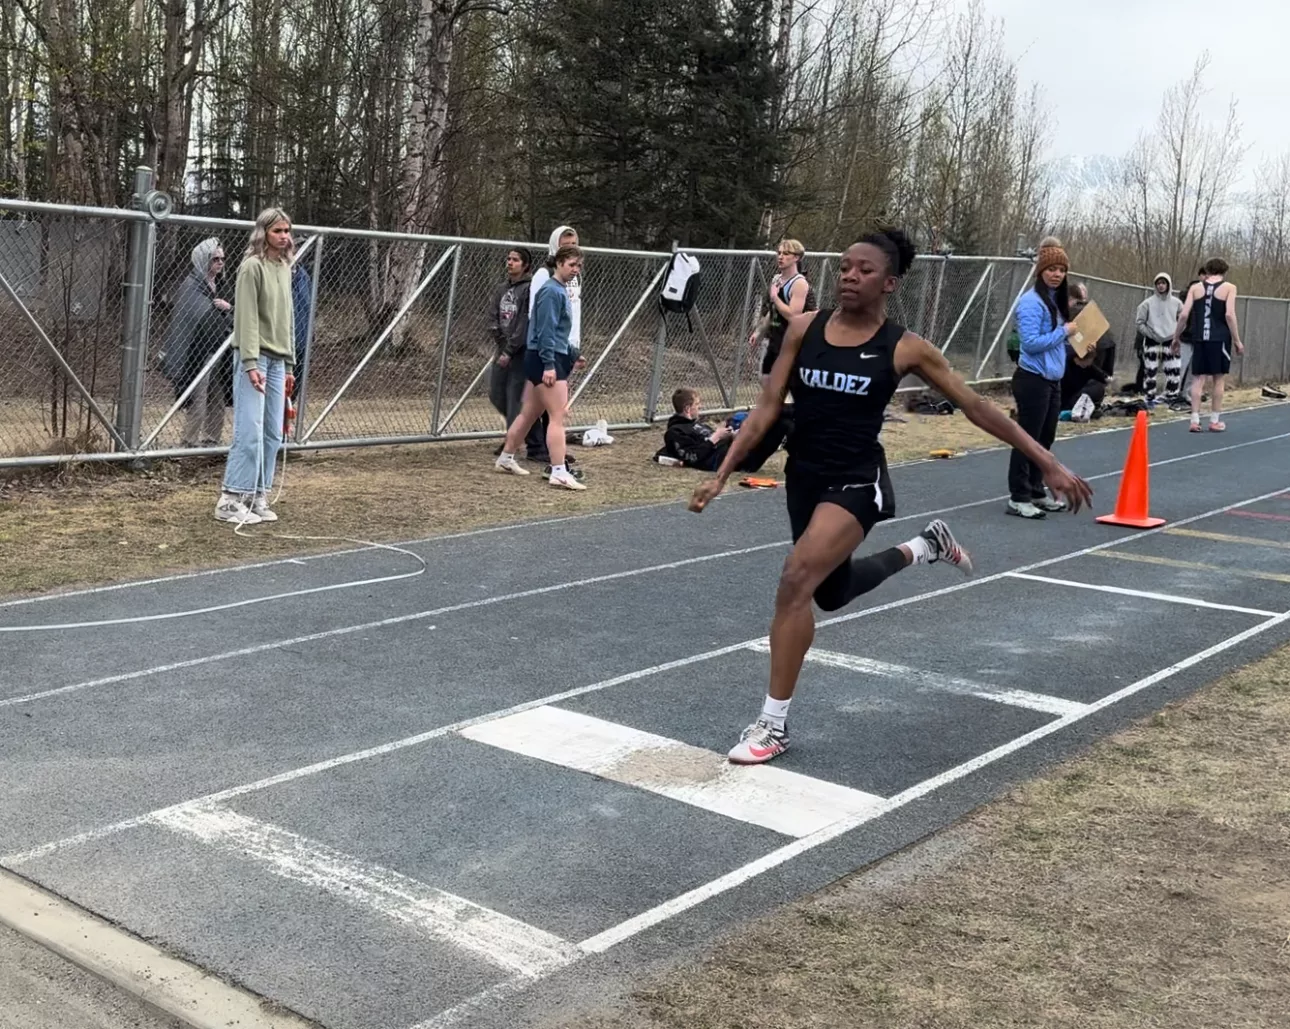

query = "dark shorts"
785;462;895;542
760;341;782;376
1191;339;1232;377
524;349;574;386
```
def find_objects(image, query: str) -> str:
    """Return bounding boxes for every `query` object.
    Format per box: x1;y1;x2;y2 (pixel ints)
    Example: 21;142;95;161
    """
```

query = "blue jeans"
222;355;286;495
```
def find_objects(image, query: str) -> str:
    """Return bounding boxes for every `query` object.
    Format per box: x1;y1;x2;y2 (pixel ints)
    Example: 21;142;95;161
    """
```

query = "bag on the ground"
659;252;701;330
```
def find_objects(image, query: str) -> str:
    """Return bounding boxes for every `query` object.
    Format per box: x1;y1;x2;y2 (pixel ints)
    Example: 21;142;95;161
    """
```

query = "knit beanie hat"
1035;236;1069;276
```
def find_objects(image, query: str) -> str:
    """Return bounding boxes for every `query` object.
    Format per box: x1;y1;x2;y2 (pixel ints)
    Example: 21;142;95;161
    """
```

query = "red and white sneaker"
1189;422;1203;432
727;719;789;765
921;518;973;574
1208;421;1226;432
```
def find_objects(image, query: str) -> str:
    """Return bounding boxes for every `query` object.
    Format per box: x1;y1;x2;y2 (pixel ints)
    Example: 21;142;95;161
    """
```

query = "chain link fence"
2;186;1287;467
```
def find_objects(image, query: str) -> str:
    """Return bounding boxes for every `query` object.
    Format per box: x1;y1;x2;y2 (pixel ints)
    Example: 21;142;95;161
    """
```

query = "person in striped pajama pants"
1135;273;1184;406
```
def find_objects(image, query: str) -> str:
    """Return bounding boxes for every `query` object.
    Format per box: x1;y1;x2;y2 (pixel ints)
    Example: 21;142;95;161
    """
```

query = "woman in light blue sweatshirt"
493;244;587;491
1008;236;1078;519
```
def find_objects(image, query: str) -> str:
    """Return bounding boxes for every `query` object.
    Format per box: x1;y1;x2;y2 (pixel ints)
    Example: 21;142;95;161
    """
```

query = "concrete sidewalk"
0;921;181;1029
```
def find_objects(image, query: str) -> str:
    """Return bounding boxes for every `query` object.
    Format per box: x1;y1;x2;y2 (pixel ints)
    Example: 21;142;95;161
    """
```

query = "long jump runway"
2;404;1289;1029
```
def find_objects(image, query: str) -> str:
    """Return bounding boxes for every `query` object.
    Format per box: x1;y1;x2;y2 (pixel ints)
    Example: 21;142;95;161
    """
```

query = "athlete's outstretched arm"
689;314;808;513
901;335;1094;513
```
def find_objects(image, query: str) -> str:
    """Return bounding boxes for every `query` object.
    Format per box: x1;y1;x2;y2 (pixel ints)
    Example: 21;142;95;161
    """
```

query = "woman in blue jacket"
492;244;587;491
1008;237;1078;519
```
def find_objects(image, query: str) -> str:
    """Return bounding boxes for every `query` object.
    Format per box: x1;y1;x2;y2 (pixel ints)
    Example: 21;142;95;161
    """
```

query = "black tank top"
786;310;904;477
1188;280;1231;345
765;275;819;356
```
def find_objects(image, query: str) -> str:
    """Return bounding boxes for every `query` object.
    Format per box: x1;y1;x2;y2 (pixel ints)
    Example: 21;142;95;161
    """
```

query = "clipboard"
1068;301;1109;359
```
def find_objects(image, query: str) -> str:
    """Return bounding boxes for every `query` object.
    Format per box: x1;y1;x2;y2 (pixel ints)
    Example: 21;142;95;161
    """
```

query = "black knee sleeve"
813;547;907;612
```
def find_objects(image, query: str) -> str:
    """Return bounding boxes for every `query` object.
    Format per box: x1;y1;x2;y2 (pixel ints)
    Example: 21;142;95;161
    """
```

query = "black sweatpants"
1009;367;1061;502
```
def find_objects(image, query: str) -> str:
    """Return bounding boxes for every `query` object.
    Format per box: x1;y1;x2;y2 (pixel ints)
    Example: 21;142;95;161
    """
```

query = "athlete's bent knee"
775;555;821;610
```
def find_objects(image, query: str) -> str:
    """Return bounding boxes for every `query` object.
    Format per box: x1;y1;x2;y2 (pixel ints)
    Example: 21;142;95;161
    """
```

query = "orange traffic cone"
1096;410;1165;528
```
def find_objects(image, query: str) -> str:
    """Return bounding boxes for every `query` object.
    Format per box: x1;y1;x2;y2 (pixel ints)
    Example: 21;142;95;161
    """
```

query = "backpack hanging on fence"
659;252;701;330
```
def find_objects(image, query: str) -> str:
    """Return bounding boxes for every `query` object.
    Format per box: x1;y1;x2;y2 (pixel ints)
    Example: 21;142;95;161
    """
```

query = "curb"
0;868;319;1029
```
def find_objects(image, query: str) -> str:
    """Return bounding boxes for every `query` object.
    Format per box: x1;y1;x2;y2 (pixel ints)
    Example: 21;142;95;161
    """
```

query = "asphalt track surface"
2;403;1289;1029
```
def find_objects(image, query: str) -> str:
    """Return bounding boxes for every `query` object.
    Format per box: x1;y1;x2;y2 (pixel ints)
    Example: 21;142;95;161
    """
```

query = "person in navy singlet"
690;228;1094;766
1172;257;1244;432
750;239;818;382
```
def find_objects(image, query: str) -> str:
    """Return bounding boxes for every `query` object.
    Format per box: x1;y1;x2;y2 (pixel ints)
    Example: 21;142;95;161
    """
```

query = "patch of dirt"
554;643;1290;1029
608;745;727;787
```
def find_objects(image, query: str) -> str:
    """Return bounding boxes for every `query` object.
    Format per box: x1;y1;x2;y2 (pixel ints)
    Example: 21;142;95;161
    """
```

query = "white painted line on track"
406;977;533;1029
1004;571;1281;617
0;541;788;708
460;706;883;838
576;605;1290;955
8;485;1288;870
154;804;578;979
4;408;1286;619
11;426;1290;710
750;642;1086;717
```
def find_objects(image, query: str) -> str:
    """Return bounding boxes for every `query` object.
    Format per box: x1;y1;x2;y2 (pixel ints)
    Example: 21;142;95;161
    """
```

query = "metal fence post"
116;166;156;449
644;315;668;423
430;245;463;434
294;234;325;442
1281;300;1289;382
731;256;758;400
928;255;947;341
972;263;996;373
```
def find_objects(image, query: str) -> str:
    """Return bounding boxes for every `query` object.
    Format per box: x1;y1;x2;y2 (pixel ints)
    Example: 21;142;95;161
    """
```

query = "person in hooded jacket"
1135;273;1184;405
524;224;584;479
488;247;533;428
162;237;233;447
658;388;789;471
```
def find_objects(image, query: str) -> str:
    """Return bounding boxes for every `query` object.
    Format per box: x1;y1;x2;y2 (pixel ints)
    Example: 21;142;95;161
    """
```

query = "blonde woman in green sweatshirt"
215;208;296;525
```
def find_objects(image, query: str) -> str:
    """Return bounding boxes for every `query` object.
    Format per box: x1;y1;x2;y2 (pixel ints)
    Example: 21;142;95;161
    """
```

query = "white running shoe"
214;492;261;525
494;453;530;475
1006;500;1046;520
251;495;279;522
1032;493;1067;513
727;719;789;765
920;519;972;574
549;467;587;491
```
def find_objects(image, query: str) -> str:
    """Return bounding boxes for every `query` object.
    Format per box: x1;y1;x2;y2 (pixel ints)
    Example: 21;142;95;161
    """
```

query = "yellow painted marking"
1091;550;1290;585
1164;528;1290;551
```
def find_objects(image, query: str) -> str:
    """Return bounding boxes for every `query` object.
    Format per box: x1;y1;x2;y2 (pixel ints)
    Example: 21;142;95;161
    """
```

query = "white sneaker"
251;495;278;522
549;468;587;491
494;453;530;476
727;719;789;765
1033;493;1067;513
214;492;261;525
1006;500;1046;520
920;519;972;574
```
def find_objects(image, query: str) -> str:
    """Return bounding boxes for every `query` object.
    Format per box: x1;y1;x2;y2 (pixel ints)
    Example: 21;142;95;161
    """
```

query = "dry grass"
557;643;1290;1029
0;387;1275;598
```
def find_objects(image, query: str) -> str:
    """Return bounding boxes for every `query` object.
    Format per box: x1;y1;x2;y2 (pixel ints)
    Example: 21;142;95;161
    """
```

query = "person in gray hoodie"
161;237;232;446
488;247;533;428
1134;273;1184;405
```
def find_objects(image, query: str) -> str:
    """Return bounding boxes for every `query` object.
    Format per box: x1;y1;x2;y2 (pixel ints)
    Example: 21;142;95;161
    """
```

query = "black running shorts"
1191;339;1232;377
524;349;574;386
785;461;895;542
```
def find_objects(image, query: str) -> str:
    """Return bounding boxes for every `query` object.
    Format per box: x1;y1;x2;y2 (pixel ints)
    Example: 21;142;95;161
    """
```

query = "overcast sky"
964;0;1285;173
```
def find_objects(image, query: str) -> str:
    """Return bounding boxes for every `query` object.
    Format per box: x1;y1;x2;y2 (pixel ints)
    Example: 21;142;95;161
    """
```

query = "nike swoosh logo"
859;353;879;359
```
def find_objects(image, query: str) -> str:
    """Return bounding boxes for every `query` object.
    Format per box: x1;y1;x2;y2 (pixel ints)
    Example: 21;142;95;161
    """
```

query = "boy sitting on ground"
656;388;788;472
